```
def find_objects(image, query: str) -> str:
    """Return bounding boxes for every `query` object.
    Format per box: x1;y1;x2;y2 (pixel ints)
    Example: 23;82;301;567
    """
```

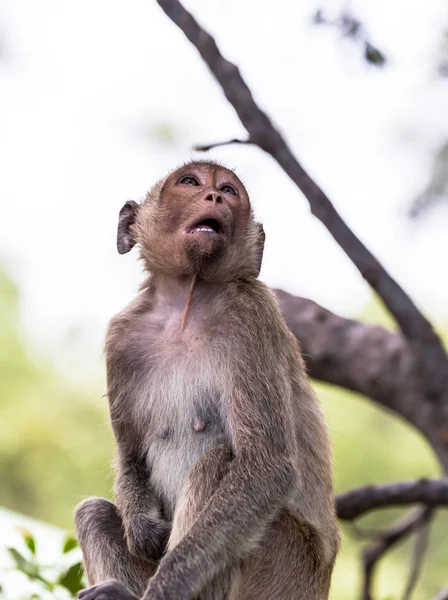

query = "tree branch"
358;507;432;600
401;510;433;600
274;290;448;471
275;289;425;428
193;138;253;152
155;0;448;397
336;479;448;520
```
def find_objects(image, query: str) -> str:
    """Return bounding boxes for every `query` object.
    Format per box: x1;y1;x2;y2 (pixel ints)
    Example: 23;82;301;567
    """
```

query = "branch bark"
275;290;423;426
336;479;448;520
155;0;448;399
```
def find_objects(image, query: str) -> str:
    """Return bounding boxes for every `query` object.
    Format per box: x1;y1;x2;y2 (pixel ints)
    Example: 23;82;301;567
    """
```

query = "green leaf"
7;547;32;572
17;527;37;555
7;548;53;590
62;535;78;554
58;562;84;595
364;42;386;67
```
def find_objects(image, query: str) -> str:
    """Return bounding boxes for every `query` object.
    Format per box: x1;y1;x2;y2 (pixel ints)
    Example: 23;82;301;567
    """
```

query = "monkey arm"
143;433;294;599
114;443;171;562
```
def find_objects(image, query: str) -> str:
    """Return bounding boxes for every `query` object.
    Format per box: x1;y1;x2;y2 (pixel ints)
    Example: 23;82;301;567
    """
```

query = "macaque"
74;161;340;600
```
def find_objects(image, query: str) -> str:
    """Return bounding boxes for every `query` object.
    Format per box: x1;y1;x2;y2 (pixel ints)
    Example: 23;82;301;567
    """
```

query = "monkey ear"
117;201;139;254
253;223;265;277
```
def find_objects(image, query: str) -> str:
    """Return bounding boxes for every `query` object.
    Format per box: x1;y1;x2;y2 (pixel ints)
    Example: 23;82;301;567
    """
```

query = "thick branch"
336;479;448;520
275;289;448;470
274;289;448;471
275;289;424;427
156;0;448;397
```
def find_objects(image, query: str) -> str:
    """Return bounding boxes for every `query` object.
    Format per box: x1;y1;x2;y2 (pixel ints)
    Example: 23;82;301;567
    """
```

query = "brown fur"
74;161;340;600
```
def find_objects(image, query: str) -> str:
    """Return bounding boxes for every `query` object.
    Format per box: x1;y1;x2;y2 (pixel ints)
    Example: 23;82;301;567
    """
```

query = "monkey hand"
125;513;171;562
78;580;137;600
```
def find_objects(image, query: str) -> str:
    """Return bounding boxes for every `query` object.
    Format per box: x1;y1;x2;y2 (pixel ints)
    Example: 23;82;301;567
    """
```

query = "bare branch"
348;522;388;540
336;479;448;520
359;507;432;600
193;138;253;152
156;0;448;398
401;509;433;600
275;290;426;429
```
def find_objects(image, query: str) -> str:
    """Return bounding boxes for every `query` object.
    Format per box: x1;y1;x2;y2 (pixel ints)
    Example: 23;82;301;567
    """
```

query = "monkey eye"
179;176;199;186
221;184;237;196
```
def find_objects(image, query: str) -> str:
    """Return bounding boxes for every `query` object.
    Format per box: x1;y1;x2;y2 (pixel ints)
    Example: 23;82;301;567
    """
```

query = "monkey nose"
205;191;223;204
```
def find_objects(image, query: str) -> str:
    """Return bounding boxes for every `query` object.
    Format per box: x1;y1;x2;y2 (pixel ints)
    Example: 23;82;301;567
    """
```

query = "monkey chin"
184;234;227;277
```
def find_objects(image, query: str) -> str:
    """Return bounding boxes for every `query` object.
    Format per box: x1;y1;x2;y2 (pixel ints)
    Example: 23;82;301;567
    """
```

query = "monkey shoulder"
104;292;157;396
106;293;153;347
226;279;295;354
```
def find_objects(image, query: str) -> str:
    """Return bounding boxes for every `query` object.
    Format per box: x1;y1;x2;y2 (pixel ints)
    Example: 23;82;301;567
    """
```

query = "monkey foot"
78;581;138;600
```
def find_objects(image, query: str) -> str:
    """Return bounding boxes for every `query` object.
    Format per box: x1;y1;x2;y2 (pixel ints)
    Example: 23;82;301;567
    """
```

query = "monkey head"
117;161;265;280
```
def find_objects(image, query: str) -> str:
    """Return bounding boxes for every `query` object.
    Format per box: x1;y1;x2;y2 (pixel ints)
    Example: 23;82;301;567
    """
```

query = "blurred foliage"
438;29;448;77
5;529;84;597
410;143;448;218
0;267;114;527
0;529;86;600
0;265;447;599
311;8;387;68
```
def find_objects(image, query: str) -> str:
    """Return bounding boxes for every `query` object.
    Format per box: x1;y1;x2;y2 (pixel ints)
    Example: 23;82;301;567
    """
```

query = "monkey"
74;160;340;600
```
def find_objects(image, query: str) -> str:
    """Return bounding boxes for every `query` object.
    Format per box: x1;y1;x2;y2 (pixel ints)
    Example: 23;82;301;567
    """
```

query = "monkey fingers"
78;580;137;600
125;514;171;562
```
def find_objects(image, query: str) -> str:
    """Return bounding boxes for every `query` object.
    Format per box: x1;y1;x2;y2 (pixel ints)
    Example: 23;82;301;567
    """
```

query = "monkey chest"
140;346;230;519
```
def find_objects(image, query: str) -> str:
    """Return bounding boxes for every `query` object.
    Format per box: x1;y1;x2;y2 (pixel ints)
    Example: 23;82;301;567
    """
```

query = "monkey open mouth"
186;218;222;235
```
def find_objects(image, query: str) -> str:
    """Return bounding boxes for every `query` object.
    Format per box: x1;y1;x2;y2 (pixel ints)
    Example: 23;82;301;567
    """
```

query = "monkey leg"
237;512;335;600
74;497;156;597
168;445;240;600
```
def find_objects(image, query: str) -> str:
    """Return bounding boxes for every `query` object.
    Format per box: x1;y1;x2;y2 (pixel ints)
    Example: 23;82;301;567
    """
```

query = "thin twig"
336;479;448;520
360;507;431;600
156;0;448;397
348;521;388;540
193;138;253;152
401;508;433;600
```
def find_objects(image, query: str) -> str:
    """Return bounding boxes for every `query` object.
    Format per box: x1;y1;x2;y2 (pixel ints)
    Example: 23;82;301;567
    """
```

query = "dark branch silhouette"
193;138;252;152
336;479;448;520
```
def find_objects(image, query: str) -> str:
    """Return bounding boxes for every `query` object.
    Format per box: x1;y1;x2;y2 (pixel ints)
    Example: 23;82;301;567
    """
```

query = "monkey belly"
147;422;228;521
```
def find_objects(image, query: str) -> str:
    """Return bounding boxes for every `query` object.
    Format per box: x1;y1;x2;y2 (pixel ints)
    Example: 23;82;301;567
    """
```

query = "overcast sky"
1;0;448;379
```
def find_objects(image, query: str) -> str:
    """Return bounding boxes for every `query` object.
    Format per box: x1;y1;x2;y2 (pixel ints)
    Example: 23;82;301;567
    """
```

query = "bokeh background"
1;0;448;598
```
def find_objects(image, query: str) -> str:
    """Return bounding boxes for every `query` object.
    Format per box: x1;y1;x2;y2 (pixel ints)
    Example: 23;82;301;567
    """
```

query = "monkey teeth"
188;218;221;234
191;226;216;233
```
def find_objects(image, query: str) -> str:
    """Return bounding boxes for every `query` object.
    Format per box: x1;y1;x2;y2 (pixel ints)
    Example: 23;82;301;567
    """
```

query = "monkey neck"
180;273;197;331
150;272;221;330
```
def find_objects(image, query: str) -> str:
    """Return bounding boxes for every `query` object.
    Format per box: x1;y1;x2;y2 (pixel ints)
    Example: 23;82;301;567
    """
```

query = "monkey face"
158;163;251;272
117;161;265;280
